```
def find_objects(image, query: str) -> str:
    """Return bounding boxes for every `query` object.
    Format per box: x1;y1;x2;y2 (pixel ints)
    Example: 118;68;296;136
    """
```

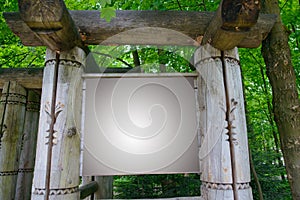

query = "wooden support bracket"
202;0;261;50
18;0;83;51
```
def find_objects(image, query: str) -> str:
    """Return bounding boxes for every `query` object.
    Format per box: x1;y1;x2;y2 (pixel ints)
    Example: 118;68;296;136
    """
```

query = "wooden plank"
201;0;260;50
4;11;276;48
15;90;40;200
0;81;27;200
0;68;148;90
0;68;43;90
18;0;83;51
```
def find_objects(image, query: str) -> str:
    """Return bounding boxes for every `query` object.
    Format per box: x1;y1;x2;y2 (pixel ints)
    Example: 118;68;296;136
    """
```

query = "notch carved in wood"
45;101;64;145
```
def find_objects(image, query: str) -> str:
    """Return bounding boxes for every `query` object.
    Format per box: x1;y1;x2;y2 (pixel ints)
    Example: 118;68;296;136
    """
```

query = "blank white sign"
83;75;199;175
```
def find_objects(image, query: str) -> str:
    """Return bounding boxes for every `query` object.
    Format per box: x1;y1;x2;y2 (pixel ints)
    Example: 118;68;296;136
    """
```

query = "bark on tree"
261;0;300;199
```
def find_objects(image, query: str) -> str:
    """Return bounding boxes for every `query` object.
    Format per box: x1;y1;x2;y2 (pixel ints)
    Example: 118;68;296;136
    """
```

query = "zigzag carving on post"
33;186;79;195
0;87;26;149
201;181;251;190
0;170;19;176
226;98;239;145
26;100;40;112
45;59;82;69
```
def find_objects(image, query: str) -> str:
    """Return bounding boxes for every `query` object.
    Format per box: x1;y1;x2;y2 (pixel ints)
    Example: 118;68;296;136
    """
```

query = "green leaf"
99;0;111;8
100;7;116;22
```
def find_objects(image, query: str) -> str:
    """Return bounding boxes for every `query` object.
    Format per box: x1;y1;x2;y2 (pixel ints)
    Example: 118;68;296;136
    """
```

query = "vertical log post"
0;81;27;199
195;44;253;200
32;47;85;200
94;176;113;199
15;90;40;200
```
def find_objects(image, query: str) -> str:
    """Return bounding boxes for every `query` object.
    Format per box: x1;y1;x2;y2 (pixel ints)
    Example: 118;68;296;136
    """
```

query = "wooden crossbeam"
4;10;276;49
0;68;144;89
0;68;43;89
17;0;83;51
201;0;261;50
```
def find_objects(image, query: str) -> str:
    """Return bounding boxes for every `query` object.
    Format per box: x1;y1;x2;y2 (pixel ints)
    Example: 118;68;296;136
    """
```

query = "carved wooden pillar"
32;47;85;200
195;44;253;199
15;90;40;200
0;81;27;200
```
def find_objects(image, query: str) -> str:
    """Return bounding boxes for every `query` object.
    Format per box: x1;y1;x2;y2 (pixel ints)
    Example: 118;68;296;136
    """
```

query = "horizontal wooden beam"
79;181;99;199
4;10;276;48
0;68;43;89
0;67;146;89
18;0;83;51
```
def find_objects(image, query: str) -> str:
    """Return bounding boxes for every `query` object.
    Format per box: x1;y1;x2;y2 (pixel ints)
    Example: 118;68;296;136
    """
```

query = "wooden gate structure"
1;0;276;199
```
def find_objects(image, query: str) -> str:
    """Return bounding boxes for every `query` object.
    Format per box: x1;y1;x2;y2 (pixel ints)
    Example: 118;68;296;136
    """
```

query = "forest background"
0;0;299;199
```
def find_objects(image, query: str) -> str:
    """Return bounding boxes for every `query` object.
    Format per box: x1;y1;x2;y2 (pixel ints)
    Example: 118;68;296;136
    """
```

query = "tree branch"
92;51;133;68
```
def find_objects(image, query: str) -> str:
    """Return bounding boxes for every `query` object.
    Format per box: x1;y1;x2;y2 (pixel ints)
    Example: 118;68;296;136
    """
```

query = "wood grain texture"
18;0;83;51
79;181;99;199
94;176;113;199
0;81;26;200
15;90;40;200
201;0;260;50
0;67;142;90
195;44;253;199
4;11;276;48
0;68;43;89
32;47;85;200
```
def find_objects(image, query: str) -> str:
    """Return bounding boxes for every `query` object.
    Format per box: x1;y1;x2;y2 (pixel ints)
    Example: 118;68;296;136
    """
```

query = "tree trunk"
261;0;300;199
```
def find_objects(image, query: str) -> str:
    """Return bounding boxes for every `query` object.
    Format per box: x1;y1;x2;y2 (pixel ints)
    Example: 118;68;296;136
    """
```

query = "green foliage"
65;0;116;21
91;45;195;72
114;174;200;198
101;7;116;22
0;0;45;68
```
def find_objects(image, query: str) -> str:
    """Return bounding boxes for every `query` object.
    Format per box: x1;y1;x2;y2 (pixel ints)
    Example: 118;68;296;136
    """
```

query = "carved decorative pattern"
201;182;251;190
20;132;25;150
225;57;240;66
18;168;34;173
0;170;18;176
195;56;240;67
33;186;79;195
45;101;64;145
195;57;222;66
225;98;238;145
45;59;82;68
0;93;26;105
26;101;40;112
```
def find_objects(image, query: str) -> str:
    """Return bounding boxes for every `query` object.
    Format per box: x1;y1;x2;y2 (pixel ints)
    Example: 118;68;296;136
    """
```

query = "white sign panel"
83;75;199;175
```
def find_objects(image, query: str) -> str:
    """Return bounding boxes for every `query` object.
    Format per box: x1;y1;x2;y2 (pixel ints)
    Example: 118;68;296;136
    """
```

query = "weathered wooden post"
94;176;113;199
32;47;85;200
195;44;253;200
15;90;40;200
0;81;27;199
